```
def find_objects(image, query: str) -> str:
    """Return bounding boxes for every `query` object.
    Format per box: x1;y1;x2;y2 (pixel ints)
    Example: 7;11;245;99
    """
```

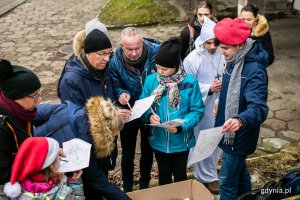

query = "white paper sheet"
58;138;92;173
149;119;185;128
187;126;223;166
125;95;156;123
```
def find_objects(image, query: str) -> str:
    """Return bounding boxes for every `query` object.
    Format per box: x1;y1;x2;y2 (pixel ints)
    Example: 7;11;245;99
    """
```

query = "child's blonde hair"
42;158;62;184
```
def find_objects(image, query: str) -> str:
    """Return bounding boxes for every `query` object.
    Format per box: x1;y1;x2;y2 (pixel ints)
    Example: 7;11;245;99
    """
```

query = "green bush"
99;0;176;26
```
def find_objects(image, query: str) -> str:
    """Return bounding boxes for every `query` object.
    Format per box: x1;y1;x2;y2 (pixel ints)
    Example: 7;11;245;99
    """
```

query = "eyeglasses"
95;51;113;58
197;13;210;17
27;88;43;101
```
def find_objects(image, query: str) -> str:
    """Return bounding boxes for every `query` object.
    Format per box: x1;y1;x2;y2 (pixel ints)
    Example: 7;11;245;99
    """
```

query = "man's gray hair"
121;27;143;41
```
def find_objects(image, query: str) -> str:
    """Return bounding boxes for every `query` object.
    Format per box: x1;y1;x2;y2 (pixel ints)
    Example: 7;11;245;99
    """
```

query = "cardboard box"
127;180;214;200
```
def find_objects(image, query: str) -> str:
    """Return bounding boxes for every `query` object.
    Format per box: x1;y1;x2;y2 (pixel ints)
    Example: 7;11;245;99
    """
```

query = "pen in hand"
126;102;132;111
60;158;69;162
150;107;157;116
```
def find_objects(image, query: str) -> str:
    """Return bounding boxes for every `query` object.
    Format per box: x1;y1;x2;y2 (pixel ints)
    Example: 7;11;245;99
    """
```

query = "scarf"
152;65;186;108
0;90;36;126
224;38;255;145
80;52;104;80
195;16;202;29
21;175;56;193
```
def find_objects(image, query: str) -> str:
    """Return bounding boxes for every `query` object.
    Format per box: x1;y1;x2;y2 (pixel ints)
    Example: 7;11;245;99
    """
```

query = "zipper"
101;78;108;98
166;89;170;153
185;131;189;148
150;126;155;140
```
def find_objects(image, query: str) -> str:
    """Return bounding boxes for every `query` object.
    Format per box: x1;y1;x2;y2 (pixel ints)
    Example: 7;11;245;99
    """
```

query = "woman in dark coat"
240;4;275;66
33;96;130;200
0;59;42;198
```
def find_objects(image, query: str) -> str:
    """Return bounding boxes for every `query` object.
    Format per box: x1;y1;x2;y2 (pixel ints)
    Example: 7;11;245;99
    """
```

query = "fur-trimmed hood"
252;14;269;38
85;96;123;159
73;30;86;56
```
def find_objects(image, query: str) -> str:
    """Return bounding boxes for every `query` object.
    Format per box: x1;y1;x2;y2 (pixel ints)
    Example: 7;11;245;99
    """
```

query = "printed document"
125;95;156;123
58;138;92;173
187;126;223;166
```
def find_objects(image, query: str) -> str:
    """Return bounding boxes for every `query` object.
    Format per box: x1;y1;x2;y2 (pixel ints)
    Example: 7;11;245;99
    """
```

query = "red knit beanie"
214;18;250;45
4;137;59;198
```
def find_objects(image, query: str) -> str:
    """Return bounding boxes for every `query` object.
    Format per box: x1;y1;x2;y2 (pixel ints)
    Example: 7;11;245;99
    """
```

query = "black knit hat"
84;29;112;53
155;37;181;68
0;59;41;100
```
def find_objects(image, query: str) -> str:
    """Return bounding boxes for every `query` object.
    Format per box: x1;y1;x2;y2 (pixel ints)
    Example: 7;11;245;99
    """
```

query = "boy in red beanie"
213;18;269;199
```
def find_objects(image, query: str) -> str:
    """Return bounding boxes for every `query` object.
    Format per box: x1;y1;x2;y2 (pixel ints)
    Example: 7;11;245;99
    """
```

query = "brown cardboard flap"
127;180;213;200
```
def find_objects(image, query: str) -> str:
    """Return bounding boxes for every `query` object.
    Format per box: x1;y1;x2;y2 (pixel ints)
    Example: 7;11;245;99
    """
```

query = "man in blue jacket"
214;18;269;200
109;27;160;192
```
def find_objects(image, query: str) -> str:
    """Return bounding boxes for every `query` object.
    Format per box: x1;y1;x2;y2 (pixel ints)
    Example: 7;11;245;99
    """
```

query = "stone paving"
0;0;299;166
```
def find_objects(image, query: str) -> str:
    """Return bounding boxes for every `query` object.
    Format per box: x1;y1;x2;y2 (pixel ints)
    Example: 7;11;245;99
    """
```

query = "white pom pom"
3;182;21;198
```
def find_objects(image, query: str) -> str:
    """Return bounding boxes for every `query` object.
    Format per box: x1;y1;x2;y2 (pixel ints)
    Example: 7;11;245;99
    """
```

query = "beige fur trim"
73;30;85;56
86;96;124;158
252;14;269;38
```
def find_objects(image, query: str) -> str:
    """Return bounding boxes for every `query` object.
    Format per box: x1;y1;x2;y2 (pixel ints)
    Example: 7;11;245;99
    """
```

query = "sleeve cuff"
175;126;183;134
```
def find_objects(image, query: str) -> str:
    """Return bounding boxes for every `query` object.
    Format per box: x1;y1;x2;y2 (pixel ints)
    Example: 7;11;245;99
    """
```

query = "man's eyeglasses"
197;13;210;17
27;88;43;101
95;51;113;58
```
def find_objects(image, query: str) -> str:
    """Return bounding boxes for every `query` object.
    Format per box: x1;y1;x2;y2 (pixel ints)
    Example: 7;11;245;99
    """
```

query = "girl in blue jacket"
140;37;205;185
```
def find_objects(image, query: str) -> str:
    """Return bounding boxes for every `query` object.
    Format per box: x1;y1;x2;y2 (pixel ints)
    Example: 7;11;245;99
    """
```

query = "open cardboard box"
127;180;214;200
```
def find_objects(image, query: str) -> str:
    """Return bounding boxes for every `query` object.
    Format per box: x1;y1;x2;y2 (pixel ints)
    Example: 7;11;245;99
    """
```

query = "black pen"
60;158;69;162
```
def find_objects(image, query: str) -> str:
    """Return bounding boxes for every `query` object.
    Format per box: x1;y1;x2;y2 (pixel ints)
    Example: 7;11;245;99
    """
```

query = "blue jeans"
219;152;252;200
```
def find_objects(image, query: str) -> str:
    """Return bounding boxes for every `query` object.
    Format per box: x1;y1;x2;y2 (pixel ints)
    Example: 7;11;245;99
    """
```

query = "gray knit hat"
85;18;109;37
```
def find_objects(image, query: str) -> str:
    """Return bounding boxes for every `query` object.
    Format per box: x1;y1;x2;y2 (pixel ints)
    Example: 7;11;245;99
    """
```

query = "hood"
194;16;216;54
73;30;86;56
252;14;269;38
86;96;124;158
65;55;96;80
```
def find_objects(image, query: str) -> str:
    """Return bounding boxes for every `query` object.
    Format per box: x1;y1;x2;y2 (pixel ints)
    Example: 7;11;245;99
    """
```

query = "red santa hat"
214;17;250;45
4;137;59;198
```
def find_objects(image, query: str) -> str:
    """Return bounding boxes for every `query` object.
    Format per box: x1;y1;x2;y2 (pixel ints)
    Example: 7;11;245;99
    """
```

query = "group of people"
0;1;273;200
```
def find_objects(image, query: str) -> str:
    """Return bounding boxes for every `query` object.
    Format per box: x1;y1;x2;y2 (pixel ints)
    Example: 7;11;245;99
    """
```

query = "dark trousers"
154;149;189;186
97;138;118;177
120;118;153;192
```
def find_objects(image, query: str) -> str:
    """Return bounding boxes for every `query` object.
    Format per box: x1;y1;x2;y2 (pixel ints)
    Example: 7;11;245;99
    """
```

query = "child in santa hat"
3;137;84;199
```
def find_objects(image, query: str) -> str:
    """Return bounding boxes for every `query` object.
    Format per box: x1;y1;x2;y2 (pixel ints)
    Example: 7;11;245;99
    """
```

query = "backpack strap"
0;115;20;149
46;120;69;137
187;24;195;47
185;24;195;57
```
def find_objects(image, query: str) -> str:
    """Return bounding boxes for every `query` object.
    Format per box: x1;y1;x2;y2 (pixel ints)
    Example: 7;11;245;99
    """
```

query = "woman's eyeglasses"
27;88;43;101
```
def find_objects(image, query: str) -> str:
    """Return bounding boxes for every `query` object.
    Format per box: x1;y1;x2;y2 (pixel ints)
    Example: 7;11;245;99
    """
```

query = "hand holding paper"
187;126;223;166
149;119;185;128
124;95;156;123
58;138;92;173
